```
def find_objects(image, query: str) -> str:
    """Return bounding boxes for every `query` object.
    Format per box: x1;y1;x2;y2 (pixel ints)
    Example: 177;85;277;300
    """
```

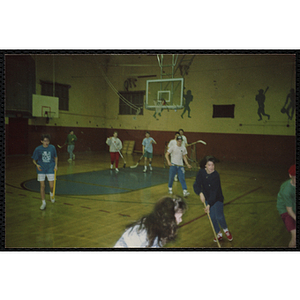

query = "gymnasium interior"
4;52;297;249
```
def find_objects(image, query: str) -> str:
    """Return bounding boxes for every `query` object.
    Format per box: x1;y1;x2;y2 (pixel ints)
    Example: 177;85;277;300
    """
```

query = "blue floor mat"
22;166;197;195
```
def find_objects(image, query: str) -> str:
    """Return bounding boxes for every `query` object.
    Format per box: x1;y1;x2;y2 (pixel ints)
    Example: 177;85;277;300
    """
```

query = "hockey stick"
187;140;207;147
57;144;66;149
52;169;57;200
130;154;144;168
203;202;221;248
118;150;126;168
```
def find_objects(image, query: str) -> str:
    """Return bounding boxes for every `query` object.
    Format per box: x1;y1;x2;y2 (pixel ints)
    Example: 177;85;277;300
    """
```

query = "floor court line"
180;186;264;228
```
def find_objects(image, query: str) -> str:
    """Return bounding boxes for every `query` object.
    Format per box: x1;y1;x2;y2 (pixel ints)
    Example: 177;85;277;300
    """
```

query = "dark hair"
127;195;187;247
200;155;216;169
146;131;150;135
178;129;184;132
175;131;180;135
41;134;51;141
69;130;74;133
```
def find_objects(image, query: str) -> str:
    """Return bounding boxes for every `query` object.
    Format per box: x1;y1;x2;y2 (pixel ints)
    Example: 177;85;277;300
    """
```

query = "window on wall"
40;80;71;111
213;104;235;118
119;91;144;115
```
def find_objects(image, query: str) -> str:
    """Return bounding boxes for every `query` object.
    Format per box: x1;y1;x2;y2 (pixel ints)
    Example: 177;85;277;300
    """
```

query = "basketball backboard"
145;78;184;110
32;94;59;118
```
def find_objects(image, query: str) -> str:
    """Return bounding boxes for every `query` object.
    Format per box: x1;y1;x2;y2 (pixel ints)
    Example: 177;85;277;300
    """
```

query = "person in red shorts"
277;164;296;248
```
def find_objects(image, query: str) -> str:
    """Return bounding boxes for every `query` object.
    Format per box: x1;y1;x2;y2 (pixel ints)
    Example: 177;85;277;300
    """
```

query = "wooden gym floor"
5;151;294;249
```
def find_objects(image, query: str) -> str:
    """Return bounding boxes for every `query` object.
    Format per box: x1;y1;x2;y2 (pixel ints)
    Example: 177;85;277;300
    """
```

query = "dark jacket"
193;168;224;207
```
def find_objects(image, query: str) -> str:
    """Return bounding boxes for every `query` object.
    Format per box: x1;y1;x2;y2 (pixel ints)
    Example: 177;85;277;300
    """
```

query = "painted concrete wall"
5;53;296;165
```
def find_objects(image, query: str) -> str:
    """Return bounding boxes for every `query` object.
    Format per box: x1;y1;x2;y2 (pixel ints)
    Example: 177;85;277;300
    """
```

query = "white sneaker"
73;154;75;160
168;189;173;195
143;167;147;173
68;158;72;163
174;174;178;181
183;190;190;197
50;192;55;203
40;202;46;210
149;165;153;171
115;168;119;172
110;164;113;169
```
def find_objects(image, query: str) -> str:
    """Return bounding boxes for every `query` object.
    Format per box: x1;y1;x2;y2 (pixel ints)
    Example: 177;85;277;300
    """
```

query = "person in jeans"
165;135;192;197
277;164;296;248
114;195;187;248
64;130;77;162
193;155;233;243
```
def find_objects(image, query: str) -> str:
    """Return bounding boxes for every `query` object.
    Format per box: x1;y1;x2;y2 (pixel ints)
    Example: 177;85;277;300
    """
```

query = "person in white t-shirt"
165;136;192;197
106;131;122;172
168;131;180;181
179;129;189;147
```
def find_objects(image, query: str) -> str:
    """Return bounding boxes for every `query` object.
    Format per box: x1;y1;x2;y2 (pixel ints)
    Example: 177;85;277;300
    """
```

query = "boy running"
32;134;58;210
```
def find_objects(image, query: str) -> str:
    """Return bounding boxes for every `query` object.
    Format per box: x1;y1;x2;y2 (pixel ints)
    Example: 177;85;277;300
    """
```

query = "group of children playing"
32;129;296;248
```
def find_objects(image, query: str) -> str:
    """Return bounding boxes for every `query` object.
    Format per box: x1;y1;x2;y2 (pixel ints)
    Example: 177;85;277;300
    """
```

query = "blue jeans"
207;200;228;233
168;165;187;190
67;145;75;159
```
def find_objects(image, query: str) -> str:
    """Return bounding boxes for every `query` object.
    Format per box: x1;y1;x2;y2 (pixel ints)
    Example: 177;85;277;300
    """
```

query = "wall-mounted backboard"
32;94;59;118
145;78;184;110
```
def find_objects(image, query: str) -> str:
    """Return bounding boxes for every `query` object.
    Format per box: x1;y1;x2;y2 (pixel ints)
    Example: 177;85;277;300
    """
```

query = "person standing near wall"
178;129;189;147
64;130;77;162
165;136;192;197
32;134;58;210
142;131;157;173
106;131;122;172
277;164;296;248
193;156;233;243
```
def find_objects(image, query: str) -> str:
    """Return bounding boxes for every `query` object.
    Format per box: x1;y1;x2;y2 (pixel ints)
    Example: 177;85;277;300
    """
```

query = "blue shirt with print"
32;144;57;174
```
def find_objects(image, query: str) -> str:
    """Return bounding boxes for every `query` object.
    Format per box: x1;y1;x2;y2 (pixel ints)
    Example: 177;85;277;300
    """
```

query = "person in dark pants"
193;155;233;243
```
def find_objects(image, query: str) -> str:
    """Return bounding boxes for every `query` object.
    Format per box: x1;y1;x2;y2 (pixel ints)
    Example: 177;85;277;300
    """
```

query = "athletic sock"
42;200;46;204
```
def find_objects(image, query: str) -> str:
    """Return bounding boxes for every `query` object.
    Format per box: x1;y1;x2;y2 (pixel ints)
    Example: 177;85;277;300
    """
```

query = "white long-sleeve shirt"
106;137;122;152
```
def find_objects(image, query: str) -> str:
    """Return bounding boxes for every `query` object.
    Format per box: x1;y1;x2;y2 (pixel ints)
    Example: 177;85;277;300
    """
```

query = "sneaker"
214;232;223;242
149;165;153;171
115;168;119;172
73;154;75;160
110;164;113;169
68;158;72;163
50;192;55;203
183;190;190;197
168;189;173;195
224;229;233;241
143;168;147;173
174;174;178;181
40;202;46;210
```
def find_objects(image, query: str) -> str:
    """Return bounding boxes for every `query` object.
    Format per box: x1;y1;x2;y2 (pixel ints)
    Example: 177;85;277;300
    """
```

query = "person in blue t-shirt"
142;131;157;173
32;134;58;210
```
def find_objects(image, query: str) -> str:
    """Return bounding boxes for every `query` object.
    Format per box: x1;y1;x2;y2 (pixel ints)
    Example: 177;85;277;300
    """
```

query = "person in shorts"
142;131;157;173
277;164;296;247
32;134;58;210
